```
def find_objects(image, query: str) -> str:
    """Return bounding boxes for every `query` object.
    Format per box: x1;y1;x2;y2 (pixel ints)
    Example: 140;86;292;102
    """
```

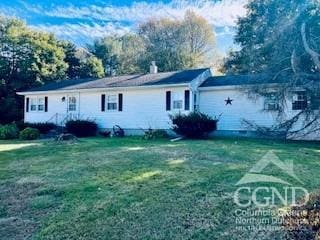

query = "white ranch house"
17;63;319;140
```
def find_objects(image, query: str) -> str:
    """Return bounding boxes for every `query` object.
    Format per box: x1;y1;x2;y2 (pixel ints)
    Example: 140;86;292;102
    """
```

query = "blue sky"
0;0;247;55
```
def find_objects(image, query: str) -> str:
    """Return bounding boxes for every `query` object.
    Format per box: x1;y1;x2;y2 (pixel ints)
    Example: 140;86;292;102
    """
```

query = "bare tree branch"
291;49;298;74
301;22;320;71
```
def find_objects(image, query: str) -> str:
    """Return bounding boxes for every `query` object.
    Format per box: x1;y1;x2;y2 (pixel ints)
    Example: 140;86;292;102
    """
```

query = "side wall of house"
24;86;191;130
198;87;297;132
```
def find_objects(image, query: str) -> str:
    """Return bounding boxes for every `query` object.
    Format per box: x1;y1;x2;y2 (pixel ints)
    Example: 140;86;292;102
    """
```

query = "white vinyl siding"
24;87;189;129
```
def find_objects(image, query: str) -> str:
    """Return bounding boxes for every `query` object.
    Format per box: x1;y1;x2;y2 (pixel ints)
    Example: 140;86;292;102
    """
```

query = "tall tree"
0;16;68;123
181;10;215;67
89;34;145;76
90;11;215;75
60;41;81;79
139;11;215;72
224;0;320;137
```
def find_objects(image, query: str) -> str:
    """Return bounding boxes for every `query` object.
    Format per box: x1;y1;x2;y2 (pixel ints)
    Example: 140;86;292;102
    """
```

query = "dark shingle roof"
200;74;284;87
24;68;209;92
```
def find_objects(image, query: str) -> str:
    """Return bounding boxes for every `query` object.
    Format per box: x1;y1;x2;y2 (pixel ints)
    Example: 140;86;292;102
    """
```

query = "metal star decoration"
225;97;233;105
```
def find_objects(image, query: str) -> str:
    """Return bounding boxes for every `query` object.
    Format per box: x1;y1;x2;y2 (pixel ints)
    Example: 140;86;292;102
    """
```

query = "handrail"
47;113;85;126
46;113;58;125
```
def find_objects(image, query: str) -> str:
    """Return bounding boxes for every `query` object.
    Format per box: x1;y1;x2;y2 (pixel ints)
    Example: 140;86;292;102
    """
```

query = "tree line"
0;11;216;123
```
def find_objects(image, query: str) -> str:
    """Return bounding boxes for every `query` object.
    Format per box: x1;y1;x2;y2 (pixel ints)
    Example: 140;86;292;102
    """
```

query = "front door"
67;94;79;120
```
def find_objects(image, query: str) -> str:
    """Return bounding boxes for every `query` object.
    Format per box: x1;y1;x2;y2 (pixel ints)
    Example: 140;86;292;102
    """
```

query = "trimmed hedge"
0;124;19;140
19;127;40;140
66;120;98;137
170;112;218;139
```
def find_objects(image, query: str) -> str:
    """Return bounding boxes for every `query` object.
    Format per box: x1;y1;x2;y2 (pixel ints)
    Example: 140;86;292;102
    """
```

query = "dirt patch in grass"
0;181;62;240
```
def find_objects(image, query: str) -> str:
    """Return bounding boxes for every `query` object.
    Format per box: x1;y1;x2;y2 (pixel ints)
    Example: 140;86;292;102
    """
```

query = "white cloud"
23;0;248;50
26;0;248;27
31;23;131;44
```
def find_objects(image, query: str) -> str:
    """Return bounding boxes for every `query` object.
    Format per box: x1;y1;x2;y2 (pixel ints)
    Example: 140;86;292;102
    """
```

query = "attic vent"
150;61;158;74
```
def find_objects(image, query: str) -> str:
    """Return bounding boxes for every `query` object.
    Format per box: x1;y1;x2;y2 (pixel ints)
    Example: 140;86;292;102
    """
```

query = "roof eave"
198;83;281;90
17;83;190;95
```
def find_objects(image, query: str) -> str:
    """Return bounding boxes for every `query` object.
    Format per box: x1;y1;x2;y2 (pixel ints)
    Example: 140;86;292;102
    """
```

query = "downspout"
189;68;213;112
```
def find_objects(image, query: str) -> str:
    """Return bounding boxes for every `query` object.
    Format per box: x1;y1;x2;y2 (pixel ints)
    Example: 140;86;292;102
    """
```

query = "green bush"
0;124;19;140
170;112;218;139
66;120;98;137
19;127;40;140
16;122;56;134
143;129;168;140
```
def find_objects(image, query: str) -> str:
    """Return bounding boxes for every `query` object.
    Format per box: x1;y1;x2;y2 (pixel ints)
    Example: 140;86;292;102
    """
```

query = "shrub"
0;124;19;140
16;122;56;134
282;192;320;239
65;120;98;137
19;127;40;140
143;128;168;140
170;112;218;139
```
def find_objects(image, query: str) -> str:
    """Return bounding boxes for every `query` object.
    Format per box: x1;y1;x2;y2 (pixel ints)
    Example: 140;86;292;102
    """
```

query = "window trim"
106;94;118;111
171;91;184;111
264;93;279;111
292;91;308;111
37;97;45;112
30;97;37;112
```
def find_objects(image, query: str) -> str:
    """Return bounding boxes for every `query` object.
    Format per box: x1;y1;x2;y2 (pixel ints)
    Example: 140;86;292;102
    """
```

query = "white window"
172;92;183;110
107;95;118;110
68;96;77;112
264;93;279;111
292;91;308;110
30;98;37;112
173;100;183;109
38;97;45;112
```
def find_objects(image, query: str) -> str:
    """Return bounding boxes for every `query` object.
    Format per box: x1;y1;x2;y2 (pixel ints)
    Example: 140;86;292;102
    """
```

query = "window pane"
264;94;279;111
68;97;77;111
173;100;183;109
38;98;44;111
38;105;44;111
292;92;308;110
107;103;117;110
30;98;37;111
107;95;117;110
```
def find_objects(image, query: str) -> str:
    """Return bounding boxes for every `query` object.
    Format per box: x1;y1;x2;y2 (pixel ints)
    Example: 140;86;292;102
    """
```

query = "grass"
0;137;319;240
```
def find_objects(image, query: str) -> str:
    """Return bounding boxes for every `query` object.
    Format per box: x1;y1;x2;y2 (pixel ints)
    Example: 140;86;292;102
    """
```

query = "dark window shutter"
101;94;106;112
118;93;123;112
45;97;48;112
26;97;29;112
166;91;171;111
184;90;190;110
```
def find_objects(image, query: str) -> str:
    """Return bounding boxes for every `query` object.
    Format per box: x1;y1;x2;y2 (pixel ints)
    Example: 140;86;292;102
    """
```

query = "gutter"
198;83;281;91
17;83;190;95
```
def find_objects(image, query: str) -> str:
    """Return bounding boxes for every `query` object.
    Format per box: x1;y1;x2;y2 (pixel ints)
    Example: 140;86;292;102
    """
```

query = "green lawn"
0;137;319;240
